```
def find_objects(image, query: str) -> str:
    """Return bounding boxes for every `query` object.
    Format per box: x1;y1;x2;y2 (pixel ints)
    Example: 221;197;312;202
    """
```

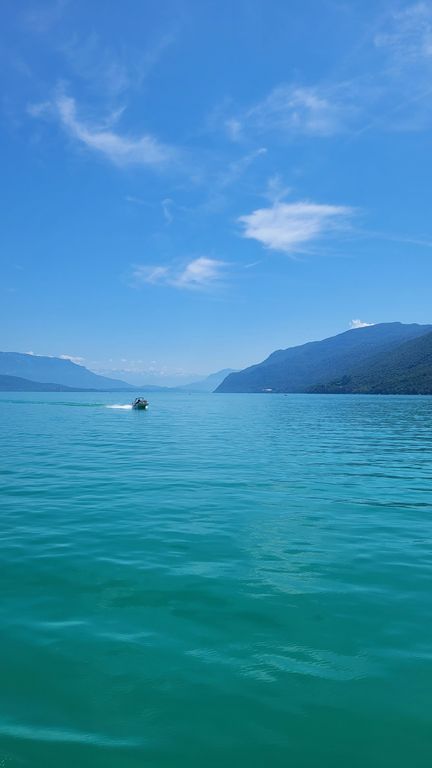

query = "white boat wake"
106;404;133;410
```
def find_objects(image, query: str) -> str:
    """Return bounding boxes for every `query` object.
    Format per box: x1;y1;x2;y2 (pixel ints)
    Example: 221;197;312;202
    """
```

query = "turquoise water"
1;392;431;767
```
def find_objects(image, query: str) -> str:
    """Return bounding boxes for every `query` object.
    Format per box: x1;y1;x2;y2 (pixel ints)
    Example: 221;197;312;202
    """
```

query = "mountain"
133;384;172;392
175;369;236;393
0;353;235;394
99;369;237;392
0;375;95;392
216;323;432;393
95;369;204;388
0;352;134;390
310;330;432;394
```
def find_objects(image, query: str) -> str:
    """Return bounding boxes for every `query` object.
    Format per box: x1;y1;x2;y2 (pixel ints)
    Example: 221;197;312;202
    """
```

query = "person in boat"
132;397;148;409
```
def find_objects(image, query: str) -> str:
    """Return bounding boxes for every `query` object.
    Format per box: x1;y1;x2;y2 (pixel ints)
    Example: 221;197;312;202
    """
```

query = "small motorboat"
132;397;149;410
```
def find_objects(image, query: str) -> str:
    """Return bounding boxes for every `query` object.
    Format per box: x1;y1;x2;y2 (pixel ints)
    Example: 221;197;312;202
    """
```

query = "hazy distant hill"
310;330;432;394
175;369;236;393
0;353;235;394
133;384;172;392
216;323;432;393
0;375;94;392
0;352;134;390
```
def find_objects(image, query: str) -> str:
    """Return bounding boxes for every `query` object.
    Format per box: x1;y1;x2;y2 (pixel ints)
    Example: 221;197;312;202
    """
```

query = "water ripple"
1;392;432;767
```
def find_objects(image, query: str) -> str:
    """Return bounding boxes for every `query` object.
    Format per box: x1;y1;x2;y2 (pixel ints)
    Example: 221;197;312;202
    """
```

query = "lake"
1;392;431;767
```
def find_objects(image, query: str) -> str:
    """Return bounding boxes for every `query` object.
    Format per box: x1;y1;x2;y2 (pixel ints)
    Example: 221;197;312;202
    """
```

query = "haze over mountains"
0;375;96;392
0;352;233;393
2;324;432;395
175;370;236;393
0;352;133;390
216;323;432;394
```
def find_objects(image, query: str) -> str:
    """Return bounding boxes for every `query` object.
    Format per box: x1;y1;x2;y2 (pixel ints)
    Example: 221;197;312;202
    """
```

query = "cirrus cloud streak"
29;93;176;168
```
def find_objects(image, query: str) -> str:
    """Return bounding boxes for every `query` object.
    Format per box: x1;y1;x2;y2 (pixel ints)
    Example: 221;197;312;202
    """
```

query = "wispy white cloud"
264;174;292;203
247;84;351;137
357;2;432;132
175;257;226;289
375;3;432;66
59;31;176;97
161;198;174;223
224;117;243;141
189;146;269;216
26;351;85;364
125;195;151;207
219;5;432;144
56;94;174;167
132;257;227;290
217;147;267;188
349;319;374;329
239;201;354;255
59;354;85;364
223;84;355;143
132;266;169;285
30;93;176;168
22;0;69;35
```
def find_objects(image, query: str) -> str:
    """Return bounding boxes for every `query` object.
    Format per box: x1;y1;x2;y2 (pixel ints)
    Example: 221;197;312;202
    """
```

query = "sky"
2;0;432;384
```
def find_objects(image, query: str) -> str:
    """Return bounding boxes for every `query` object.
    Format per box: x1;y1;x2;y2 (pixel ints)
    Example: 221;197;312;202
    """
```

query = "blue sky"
2;0;432;384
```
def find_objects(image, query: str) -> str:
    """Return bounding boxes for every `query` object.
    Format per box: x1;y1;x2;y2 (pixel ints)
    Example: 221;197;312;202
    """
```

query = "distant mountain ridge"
174;369;236;393
216;323;432;394
5;325;432;396
99;368;237;392
0;375;96;392
0;353;235;394
0;352;134;390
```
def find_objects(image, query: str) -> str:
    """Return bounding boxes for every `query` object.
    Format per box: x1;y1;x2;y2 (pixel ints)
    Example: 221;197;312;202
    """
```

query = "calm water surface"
1;392;431;767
